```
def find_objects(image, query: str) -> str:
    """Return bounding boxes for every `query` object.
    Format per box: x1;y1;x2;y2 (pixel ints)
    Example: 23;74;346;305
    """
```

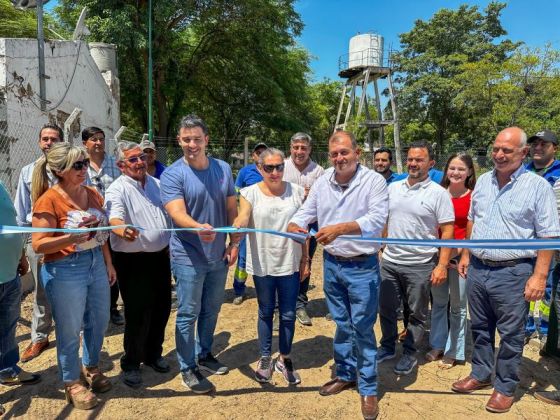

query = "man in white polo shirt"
378;140;455;376
104;141;172;388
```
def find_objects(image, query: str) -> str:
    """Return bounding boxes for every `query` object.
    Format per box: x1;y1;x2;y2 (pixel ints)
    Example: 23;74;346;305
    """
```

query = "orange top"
33;187;109;262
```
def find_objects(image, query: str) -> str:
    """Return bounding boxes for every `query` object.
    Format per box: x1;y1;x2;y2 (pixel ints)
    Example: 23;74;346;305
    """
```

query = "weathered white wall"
0;38;121;196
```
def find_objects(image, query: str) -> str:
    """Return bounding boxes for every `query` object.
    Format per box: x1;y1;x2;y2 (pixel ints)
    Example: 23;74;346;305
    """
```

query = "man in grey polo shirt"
378;140;455;376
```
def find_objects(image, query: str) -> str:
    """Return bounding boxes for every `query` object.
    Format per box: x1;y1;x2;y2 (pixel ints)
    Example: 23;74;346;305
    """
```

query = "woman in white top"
233;148;309;385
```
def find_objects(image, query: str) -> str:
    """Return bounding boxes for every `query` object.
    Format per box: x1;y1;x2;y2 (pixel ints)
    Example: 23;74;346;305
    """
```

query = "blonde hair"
31;143;88;203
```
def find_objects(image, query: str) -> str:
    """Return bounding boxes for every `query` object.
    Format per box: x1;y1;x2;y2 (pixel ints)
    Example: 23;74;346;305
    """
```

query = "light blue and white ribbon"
2;225;560;250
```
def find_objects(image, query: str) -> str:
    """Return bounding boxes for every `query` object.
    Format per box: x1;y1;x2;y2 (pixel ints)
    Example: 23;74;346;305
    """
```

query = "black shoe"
198;354;229;375
182;368;214;394
146;357;170;373
111;309;125;325
122;369;142;388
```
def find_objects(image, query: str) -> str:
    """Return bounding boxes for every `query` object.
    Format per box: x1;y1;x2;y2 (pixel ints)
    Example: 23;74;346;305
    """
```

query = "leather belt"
473;256;534;268
326;252;375;263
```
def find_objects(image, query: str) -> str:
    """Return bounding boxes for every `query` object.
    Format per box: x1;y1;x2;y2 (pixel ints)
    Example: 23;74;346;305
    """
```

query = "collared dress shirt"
469;164;560;261
290;165;388;257
104;175;171;253
87;155;120;196
14;159;56;226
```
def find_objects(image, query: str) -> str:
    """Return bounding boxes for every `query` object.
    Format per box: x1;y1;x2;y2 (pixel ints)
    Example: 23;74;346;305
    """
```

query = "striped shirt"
469;164;560;261
87;155;120;197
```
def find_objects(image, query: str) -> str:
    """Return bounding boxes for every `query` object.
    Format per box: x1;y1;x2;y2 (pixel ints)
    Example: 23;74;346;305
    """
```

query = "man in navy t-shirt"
232;142;267;304
161;114;240;394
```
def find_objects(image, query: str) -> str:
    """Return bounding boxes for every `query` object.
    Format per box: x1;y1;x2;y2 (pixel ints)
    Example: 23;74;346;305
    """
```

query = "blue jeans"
323;252;380;397
0;276;22;380
173;260;228;372
253;273;300;356
233;238;248;296
467;256;532;396
429;267;467;361
42;248;110;383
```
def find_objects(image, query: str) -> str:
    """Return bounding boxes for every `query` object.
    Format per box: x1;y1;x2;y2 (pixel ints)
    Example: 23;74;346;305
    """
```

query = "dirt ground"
2;248;560;419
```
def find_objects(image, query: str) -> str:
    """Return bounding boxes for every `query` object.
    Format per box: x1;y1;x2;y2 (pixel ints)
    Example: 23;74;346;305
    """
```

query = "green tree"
454;46;560;150
0;0;58;38
392;2;519;155
55;0;310;153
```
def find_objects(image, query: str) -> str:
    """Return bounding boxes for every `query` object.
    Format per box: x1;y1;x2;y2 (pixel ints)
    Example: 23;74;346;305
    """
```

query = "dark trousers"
108;239;120;312
113;248;172;371
544;263;560;357
296;222;319;310
468;256;532;396
0;276;21;378
379;258;434;355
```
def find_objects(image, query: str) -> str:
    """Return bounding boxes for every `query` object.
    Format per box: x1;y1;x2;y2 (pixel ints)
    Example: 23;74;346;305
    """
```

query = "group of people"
0;116;559;419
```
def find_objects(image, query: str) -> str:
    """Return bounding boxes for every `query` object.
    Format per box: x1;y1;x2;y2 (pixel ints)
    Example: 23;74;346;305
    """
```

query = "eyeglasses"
261;163;285;173
72;159;90;171
123;154;148;164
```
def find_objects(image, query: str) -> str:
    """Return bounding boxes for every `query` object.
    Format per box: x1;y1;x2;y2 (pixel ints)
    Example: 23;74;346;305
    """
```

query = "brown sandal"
65;382;98;410
82;367;112;393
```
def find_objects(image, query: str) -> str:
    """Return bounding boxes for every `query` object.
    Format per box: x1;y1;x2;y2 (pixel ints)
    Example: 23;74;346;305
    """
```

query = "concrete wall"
0;38;121;196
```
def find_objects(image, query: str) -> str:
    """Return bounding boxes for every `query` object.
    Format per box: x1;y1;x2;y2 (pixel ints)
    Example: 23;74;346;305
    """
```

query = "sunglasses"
72;159;90;171
261;163;285;173
124;154;148;164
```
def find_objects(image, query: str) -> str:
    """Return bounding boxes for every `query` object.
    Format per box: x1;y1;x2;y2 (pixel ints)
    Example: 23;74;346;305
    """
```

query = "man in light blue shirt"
453;127;560;414
161;114;239;394
288;131;388;420
14;123;62;363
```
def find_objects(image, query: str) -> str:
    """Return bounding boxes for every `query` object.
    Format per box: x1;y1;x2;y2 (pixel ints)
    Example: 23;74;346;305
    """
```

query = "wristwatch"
229;242;240;248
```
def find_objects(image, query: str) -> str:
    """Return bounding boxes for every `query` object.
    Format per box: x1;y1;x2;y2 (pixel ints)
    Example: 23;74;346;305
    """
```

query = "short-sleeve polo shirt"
382;176;455;265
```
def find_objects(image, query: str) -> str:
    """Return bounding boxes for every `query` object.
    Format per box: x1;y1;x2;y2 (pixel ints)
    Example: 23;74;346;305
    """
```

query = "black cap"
528;129;558;145
253;142;268;152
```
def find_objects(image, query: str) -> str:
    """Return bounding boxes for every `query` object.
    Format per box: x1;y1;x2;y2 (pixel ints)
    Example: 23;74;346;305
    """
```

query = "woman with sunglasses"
233;148;309;385
426;153;476;368
31;143;116;410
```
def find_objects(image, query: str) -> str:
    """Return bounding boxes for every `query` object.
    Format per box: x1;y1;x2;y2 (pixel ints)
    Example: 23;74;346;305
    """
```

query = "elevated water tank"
348;33;384;69
88;42;118;76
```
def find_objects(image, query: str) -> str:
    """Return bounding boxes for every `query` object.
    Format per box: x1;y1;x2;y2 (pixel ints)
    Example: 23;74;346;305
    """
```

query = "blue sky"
295;0;560;81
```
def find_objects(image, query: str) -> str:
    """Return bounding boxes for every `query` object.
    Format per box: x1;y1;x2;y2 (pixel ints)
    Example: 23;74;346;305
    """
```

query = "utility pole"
148;0;153;141
11;0;50;111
